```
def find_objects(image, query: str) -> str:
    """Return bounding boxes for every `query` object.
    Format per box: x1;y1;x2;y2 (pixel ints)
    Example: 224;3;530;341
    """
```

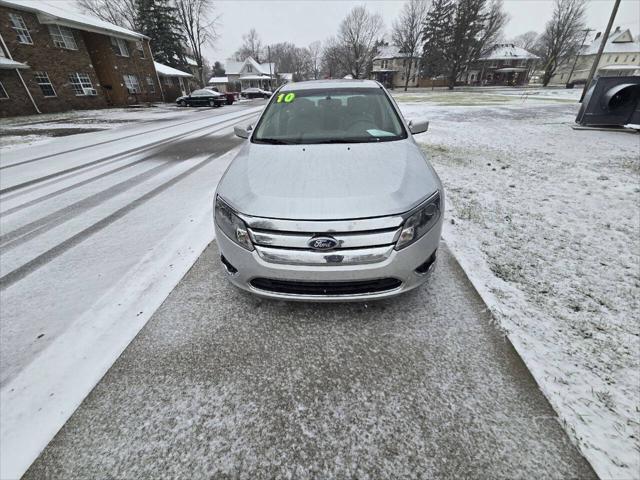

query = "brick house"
0;0;162;117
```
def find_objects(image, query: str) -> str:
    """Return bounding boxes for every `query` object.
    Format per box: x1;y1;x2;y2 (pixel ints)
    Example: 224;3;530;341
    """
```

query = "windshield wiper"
254;138;296;145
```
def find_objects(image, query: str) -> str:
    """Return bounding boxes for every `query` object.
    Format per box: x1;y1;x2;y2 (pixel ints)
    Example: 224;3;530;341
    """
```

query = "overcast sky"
55;0;640;64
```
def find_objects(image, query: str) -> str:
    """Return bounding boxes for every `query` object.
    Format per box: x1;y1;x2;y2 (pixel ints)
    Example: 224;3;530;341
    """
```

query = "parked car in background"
241;87;272;99
176;89;225;107
208;87;237;105
215;80;442;301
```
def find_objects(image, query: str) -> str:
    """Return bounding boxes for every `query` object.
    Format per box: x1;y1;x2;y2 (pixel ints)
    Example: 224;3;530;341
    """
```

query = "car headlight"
215;196;253;251
395;192;441;250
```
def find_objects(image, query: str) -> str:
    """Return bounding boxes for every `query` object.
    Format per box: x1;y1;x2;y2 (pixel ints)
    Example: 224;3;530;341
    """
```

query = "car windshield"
252;87;407;144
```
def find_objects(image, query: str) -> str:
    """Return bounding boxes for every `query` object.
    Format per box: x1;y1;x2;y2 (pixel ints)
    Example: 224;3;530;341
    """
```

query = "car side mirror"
234;124;252;139
408;118;429;135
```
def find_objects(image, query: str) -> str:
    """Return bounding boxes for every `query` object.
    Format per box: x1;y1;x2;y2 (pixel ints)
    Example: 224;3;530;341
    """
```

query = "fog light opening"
415;251;437;275
220;255;238;275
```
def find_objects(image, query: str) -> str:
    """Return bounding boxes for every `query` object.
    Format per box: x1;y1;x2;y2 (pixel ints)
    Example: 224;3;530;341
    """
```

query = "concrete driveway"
25;243;596;479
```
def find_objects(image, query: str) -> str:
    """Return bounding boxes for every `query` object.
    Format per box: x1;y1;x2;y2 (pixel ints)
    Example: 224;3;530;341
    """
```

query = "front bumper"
214;220;441;302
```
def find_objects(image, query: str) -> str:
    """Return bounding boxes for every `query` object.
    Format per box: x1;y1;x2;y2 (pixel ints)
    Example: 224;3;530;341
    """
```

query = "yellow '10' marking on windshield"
276;93;296;103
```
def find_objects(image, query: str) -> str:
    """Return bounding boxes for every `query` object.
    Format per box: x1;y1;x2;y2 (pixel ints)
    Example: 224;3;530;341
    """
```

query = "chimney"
614;26;621;33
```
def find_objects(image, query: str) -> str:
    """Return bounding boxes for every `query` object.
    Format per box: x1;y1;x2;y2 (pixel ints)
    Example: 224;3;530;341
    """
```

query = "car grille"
240;215;405;266
250;278;402;296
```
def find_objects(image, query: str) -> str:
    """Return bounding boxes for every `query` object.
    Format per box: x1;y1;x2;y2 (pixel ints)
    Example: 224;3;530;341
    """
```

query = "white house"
214;57;276;92
551;27;640;86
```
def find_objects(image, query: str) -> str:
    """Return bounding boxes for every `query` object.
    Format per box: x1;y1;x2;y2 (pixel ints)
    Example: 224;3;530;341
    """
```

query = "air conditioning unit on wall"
83;87;98;96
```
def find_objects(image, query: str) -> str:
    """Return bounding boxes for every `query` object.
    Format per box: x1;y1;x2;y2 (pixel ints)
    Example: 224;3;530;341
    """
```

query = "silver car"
214;80;443;301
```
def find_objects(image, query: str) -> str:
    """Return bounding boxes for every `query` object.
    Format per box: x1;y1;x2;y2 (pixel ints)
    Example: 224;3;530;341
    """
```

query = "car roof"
279;79;382;92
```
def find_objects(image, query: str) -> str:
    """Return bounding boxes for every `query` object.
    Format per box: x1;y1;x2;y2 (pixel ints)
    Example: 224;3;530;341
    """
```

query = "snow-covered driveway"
23;243;595;479
0;103;264;478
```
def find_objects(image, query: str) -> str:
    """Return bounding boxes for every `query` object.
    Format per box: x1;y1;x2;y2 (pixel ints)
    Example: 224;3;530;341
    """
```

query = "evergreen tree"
137;0;186;68
212;61;225;77
422;0;506;89
421;0;454;80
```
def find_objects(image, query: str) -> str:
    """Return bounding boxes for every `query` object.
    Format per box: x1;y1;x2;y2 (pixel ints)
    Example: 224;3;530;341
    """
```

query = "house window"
9;13;33;44
146;76;155;93
0;81;8;99
48;25;77;50
246;65;252;72
123;74;141;93
111;37;129;57
614;56;619;63
136;41;145;58
34;72;56;97
68;72;93;95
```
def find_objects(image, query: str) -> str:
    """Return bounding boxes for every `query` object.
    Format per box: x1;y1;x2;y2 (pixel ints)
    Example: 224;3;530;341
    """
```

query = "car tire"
178;100;187;107
209;99;216;107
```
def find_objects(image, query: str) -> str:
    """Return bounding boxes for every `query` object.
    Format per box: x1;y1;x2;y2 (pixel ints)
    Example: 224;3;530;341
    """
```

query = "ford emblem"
308;236;338;250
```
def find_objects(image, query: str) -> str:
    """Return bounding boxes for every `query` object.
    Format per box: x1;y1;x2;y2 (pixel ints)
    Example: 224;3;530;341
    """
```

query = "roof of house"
374;45;418;60
0;0;147;40
245;57;275;75
0;56;29;69
223;59;244;75
154;62;193;78
480;44;539;60
582;28;640;55
224;57;276;76
208;76;228;83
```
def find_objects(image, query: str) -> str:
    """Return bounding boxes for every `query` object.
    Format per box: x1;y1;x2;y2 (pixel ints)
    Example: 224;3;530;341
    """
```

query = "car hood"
216;139;441;220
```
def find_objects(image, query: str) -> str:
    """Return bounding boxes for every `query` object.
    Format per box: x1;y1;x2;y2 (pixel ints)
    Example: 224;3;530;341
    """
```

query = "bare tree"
234;28;263;62
77;0;138;30
474;0;508;58
536;0;586;86
321;36;347;78
511;31;539;52
308;41;323;80
392;0;430;91
175;0;219;86
337;6;384;79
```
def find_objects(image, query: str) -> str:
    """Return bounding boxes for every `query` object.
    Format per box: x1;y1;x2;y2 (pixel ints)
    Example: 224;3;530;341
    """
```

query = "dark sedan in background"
241;87;272;99
176;89;226;107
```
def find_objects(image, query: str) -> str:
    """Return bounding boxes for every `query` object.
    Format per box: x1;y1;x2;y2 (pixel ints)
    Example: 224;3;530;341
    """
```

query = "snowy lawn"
395;89;639;479
393;86;581;106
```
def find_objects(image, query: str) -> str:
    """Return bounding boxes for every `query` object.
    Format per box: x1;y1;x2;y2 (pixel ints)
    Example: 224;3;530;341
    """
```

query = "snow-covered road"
0;103;264;478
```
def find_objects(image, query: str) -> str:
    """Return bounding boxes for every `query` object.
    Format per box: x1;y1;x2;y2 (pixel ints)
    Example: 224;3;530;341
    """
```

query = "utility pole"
566;28;593;86
580;0;621;102
268;46;273;91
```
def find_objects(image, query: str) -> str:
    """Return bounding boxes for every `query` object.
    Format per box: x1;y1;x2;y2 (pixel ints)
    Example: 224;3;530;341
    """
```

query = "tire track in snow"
0;137;241;290
0;105;254;170
0;110;260;195
0;160;176;250
0;111;260;215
